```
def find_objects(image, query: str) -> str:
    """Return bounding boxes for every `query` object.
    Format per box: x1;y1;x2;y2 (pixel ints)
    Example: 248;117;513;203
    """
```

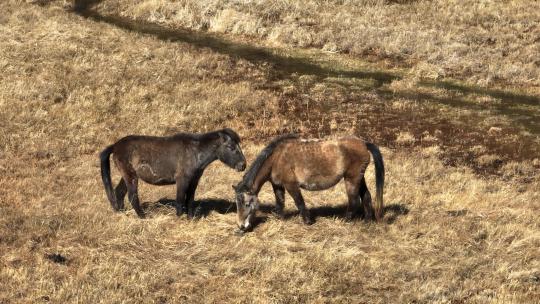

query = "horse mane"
175;128;241;143
236;134;299;192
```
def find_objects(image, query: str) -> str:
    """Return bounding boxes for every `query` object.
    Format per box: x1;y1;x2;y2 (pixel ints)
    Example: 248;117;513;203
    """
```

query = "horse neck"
195;137;220;169
249;158;272;195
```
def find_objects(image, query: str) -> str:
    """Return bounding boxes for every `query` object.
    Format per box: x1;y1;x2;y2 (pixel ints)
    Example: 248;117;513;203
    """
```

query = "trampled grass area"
0;1;539;303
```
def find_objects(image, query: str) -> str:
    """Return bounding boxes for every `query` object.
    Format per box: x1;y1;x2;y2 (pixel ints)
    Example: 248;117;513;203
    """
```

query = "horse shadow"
142;198;408;229
309;202;409;224
143;198;232;218
383;203;410;224
143;198;275;218
259;201;410;224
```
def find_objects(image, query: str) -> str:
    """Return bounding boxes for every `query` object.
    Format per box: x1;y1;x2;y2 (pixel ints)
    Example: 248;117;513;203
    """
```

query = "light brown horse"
100;129;246;218
233;134;384;232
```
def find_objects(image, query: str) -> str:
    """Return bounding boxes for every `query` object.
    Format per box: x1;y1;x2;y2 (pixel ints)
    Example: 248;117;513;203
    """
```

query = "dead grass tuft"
395;131;416;145
476;154;503;167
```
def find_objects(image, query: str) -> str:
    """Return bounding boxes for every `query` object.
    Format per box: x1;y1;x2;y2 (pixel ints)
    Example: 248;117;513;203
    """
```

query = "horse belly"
135;162;176;185
298;174;343;191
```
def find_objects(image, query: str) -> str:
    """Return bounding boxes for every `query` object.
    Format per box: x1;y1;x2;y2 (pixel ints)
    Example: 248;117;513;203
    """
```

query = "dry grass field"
1;0;539;303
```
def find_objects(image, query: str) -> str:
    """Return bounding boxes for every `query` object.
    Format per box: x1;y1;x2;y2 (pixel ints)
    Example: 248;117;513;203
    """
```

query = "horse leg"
359;177;374;221
175;175;190;218
271;183;285;219
185;173;203;218
284;184;313;225
114;178;127;211
344;177;361;221
126;177;145;218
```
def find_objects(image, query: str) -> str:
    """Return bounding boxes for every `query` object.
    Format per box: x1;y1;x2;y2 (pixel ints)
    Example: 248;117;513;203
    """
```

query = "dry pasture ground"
1;1;539;303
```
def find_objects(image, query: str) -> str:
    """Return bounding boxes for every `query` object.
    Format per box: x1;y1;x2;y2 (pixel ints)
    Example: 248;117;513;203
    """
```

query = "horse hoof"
273;210;284;219
193;206;203;218
303;217;314;225
234;229;245;236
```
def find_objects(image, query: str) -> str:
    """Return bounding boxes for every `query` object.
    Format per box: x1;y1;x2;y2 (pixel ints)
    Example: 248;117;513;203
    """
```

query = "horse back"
271;137;370;190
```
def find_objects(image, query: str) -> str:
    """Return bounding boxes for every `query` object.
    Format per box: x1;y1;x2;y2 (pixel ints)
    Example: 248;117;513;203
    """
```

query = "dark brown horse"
100;128;246;218
233;134;384;232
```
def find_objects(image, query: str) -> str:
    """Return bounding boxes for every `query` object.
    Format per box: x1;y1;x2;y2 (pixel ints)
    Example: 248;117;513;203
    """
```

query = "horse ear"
232;184;237;191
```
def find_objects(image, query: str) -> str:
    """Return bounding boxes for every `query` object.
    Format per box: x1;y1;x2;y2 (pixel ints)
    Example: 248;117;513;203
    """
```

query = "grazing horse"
233;134;384;232
100;128;246;218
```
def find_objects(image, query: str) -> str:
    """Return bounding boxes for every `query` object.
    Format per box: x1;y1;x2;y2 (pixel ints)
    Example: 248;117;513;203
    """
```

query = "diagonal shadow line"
72;0;102;11
378;88;540;135
419;80;540;106
70;1;539;111
70;0;399;86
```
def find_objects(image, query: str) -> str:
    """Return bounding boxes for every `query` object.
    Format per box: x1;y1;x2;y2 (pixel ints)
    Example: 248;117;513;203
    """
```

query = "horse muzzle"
235;162;246;172
237;216;252;232
238;223;250;231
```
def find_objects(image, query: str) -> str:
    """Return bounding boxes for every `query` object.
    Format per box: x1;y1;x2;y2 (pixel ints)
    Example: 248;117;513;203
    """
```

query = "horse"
233;134;384;232
100;128;246;218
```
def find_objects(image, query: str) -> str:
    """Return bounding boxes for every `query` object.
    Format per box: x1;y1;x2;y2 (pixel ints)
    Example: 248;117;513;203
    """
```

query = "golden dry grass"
1;1;539;303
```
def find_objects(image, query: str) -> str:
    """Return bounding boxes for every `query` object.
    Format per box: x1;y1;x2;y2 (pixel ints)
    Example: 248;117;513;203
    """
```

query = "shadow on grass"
146;198;408;224
68;0;540;136
379;87;540;136
261;202;409;224
145;198;233;218
145;198;275;218
70;0;398;88
69;0;539;107
384;203;410;224
419;80;539;106
312;202;409;224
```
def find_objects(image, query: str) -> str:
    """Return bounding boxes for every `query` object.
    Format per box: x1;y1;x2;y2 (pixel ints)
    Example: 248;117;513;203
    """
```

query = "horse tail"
100;144;117;210
366;142;385;221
